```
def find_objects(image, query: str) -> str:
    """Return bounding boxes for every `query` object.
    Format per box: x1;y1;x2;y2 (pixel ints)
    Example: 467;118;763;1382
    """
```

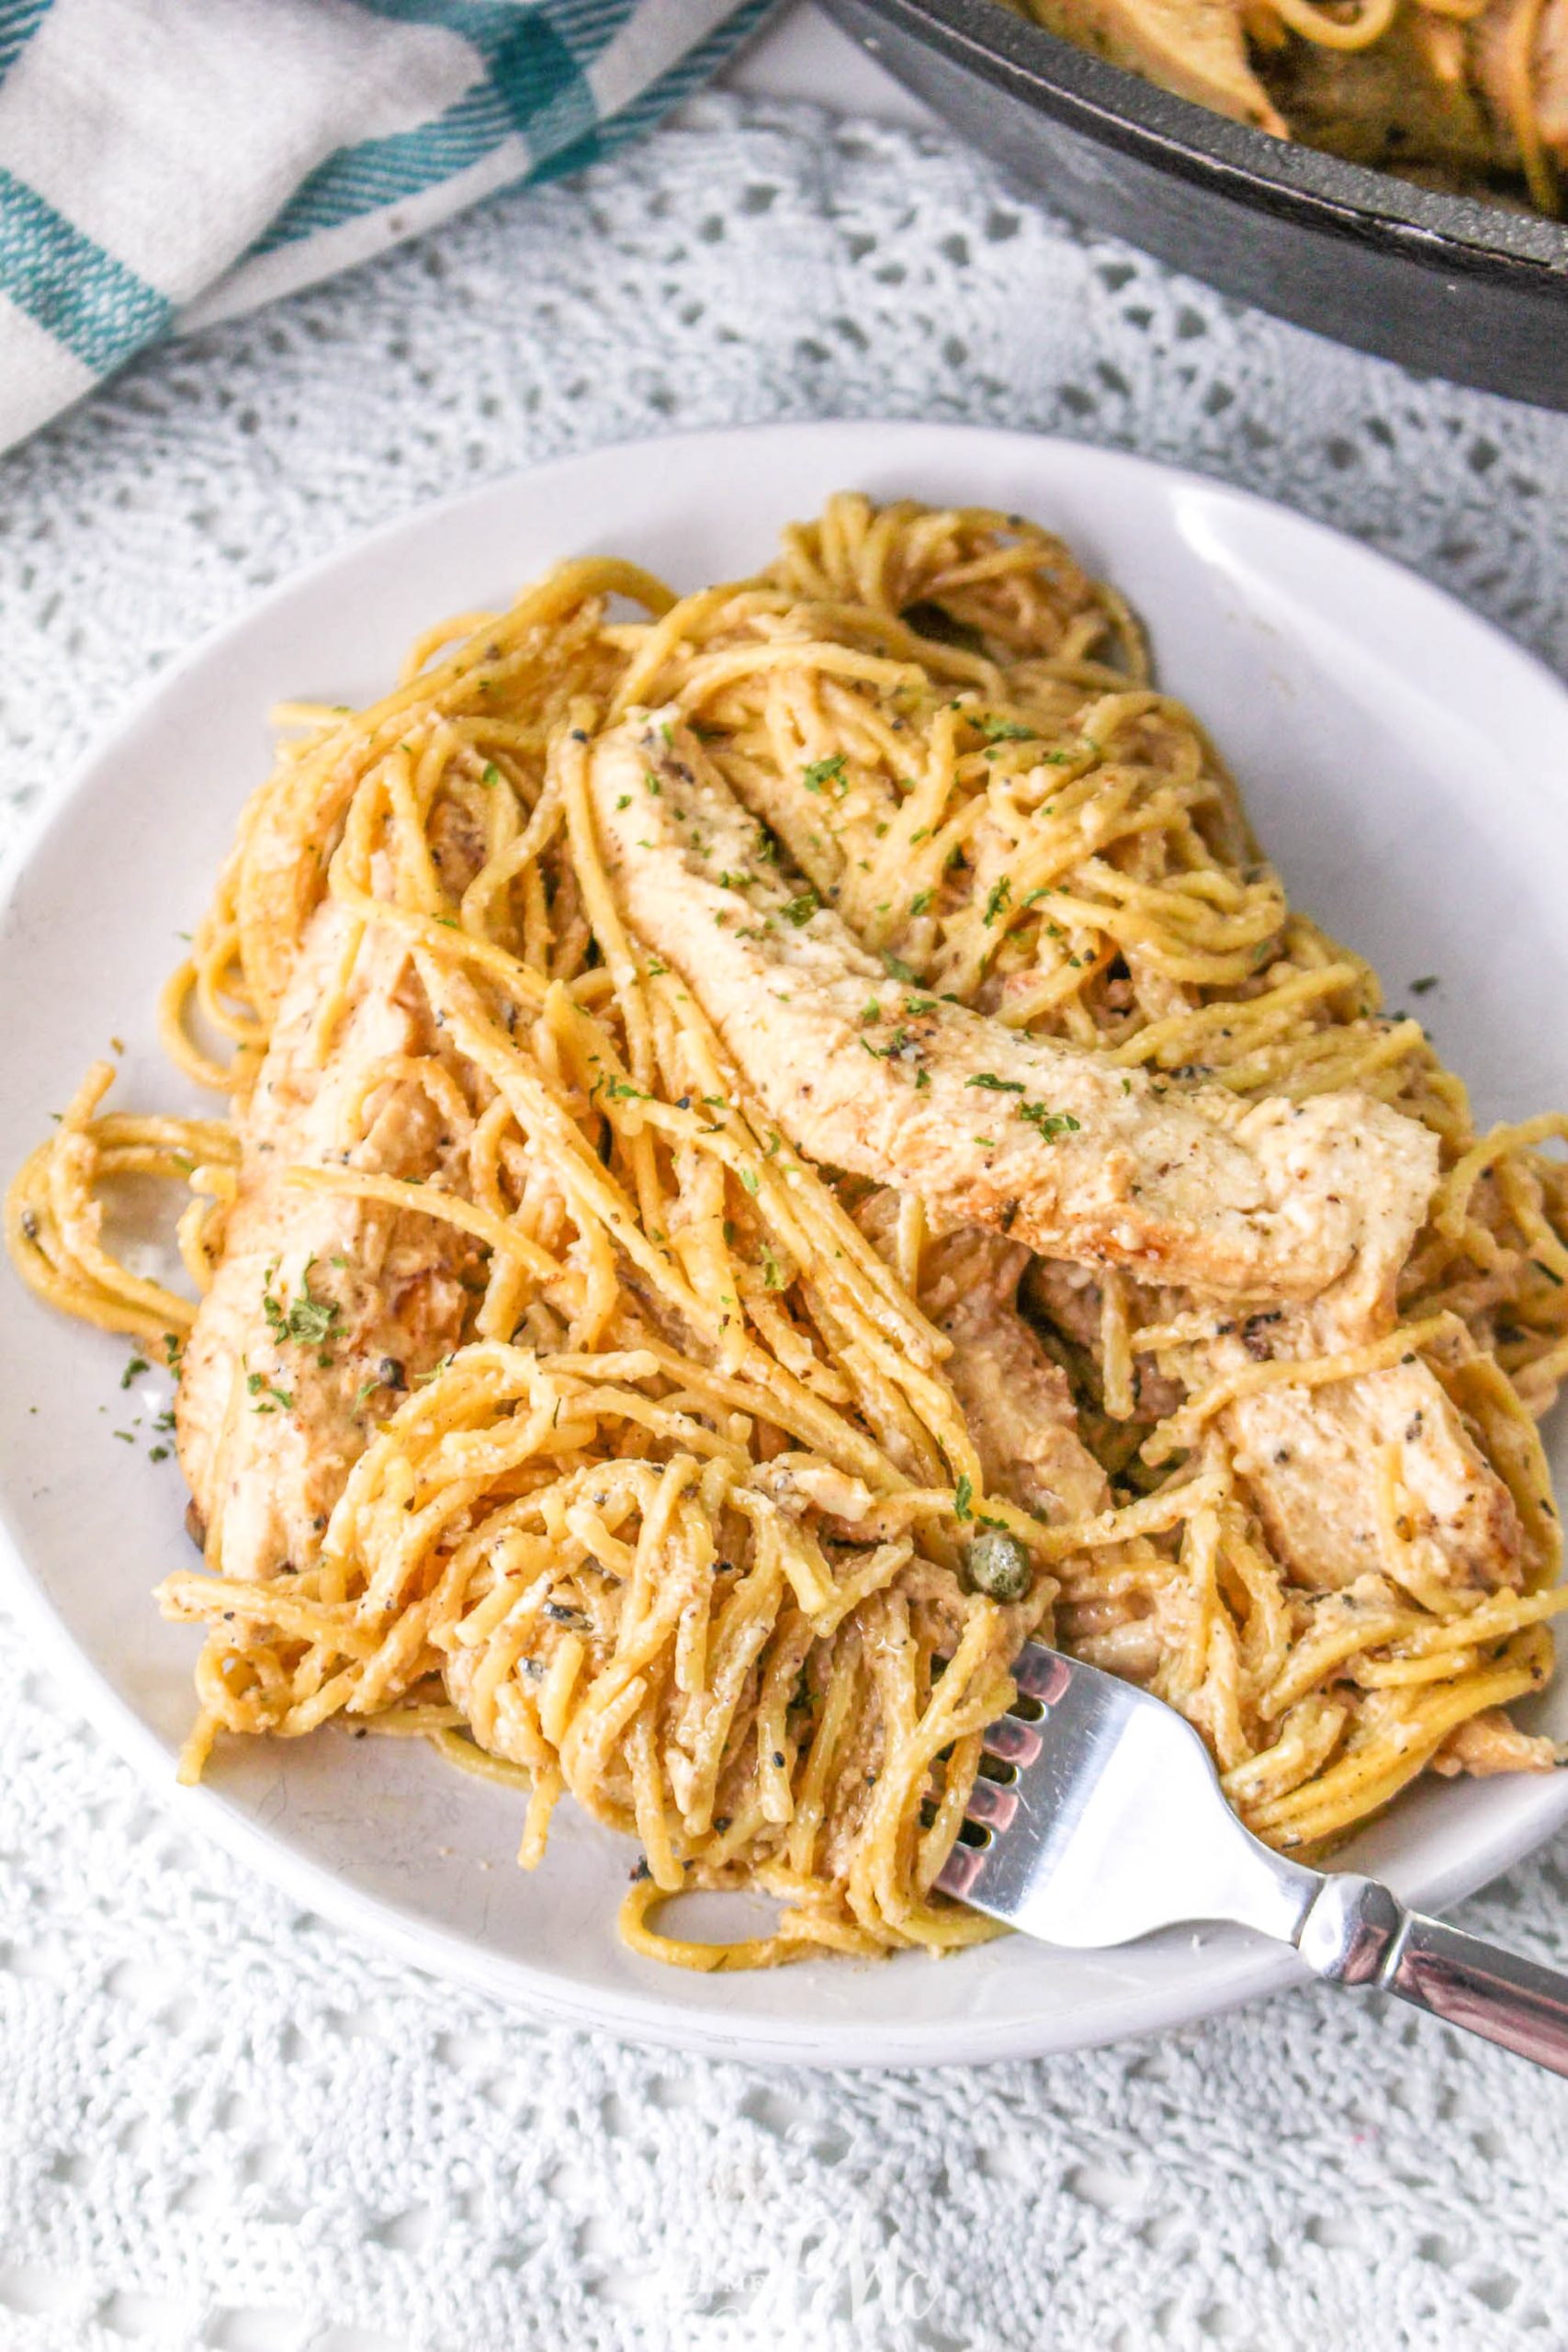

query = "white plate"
3;420;1567;2069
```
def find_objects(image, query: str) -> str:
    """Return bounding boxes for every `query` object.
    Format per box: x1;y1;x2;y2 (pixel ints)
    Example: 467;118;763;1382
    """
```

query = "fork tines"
935;1642;1071;1901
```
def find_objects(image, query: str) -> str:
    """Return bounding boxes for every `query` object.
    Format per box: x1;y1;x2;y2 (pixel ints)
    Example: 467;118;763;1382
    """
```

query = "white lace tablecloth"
5;91;1568;2352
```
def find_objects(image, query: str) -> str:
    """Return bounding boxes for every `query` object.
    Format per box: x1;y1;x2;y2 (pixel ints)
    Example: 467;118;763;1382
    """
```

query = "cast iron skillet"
825;0;1568;406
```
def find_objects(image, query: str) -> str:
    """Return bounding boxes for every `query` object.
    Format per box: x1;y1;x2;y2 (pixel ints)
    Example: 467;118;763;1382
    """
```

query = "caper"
963;1529;1032;1601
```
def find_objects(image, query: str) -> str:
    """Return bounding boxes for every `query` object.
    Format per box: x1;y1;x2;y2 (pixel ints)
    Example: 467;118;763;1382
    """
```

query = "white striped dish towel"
0;0;770;455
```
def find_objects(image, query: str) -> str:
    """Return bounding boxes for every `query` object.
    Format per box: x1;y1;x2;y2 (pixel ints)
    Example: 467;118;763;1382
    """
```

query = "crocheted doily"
3;93;1567;2352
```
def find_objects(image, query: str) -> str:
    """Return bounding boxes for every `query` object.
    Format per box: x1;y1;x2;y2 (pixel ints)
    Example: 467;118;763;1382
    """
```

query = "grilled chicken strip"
1018;0;1285;133
1224;1334;1526;1592
919;1231;1111;1525
755;1223;1108;1543
1027;1261;1526;1593
588;716;1438;1312
1434;1707;1556;1774
855;1199;1111;1524
175;901;476;1581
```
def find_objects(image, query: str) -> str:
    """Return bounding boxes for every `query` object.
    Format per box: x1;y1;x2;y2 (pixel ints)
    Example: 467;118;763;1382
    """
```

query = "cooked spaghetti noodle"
1003;0;1568;217
9;494;1567;1969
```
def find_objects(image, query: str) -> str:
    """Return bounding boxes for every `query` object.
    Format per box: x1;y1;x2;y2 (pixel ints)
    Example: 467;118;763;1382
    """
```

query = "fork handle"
1296;1874;1568;2077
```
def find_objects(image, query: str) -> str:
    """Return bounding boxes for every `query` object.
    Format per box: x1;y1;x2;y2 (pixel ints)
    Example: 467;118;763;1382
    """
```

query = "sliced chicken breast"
1224;1346;1525;1593
1434;1708;1556;1774
588;716;1438;1312
1027;1262;1526;1593
919;1231;1111;1525
175;901;477;1581
1021;0;1285;132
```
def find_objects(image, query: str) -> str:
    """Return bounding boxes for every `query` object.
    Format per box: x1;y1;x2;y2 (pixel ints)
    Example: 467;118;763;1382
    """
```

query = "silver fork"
938;1642;1568;2074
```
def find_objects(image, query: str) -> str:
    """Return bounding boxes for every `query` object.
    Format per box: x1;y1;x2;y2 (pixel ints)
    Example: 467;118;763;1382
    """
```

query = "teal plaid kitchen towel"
0;0;770;453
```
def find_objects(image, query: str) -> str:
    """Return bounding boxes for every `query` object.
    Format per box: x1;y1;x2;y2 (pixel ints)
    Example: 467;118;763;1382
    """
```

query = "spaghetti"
9;493;1567;1969
1004;0;1567;217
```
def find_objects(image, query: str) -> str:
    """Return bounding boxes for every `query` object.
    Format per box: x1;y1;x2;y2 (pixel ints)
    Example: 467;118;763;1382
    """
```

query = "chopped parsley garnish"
1018;1102;1081;1142
120;1357;149;1389
480;763;501;786
953;1474;975;1523
966;1073;1025;1093
761;1244;785;1291
285;1294;338;1347
644;770;661;796
982;876;1012;927
780;890;819;927
1409;975;1439;995
908;890;934;918
262;1272;342;1353
802;753;847;794
882;953;918;983
977;718;1034;742
615;794;632;810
